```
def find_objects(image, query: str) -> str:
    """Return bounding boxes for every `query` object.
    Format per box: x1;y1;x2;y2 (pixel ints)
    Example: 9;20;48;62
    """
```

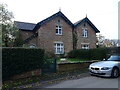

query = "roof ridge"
74;17;86;25
33;11;73;31
14;21;36;25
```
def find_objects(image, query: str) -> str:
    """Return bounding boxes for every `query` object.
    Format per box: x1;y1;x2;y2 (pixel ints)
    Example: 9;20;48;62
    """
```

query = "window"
83;23;86;27
81;44;89;49
56;25;62;35
29;44;36;48
54;42;64;54
82;28;88;37
58;19;61;22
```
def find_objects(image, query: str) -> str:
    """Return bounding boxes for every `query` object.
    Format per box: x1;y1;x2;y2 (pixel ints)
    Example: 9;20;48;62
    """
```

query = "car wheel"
111;67;119;78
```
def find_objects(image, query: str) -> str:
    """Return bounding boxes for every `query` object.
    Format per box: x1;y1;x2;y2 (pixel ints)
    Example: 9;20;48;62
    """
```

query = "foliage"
0;4;14;24
13;30;24;47
0;3;23;47
96;34;105;47
67;48;109;60
2;48;45;80
73;30;78;50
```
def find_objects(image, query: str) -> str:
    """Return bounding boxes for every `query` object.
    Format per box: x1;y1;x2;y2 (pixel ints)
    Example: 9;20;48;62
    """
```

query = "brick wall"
37;16;73;54
11;69;41;80
75;22;97;49
20;30;37;46
20;30;33;40
57;61;93;72
20;16;98;53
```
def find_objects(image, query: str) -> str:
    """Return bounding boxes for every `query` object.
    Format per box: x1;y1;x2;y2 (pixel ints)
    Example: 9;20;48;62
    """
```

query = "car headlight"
101;67;110;70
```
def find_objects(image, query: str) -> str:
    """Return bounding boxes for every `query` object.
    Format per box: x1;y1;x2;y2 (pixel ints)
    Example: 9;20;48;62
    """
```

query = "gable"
74;17;100;33
33;11;73;31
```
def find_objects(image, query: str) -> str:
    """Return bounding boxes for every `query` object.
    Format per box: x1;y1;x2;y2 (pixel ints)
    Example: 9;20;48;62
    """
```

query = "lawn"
48;58;93;63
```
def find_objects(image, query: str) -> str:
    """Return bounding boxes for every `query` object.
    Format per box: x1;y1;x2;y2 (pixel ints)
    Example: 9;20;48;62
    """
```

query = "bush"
2;47;45;80
67;48;109;60
89;48;108;60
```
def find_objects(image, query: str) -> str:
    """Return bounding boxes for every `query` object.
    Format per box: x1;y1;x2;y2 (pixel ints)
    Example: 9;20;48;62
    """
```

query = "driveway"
43;75;119;88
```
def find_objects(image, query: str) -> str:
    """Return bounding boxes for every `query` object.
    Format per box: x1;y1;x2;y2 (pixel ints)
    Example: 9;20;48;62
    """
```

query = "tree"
0;3;23;47
97;34;105;47
73;30;78;50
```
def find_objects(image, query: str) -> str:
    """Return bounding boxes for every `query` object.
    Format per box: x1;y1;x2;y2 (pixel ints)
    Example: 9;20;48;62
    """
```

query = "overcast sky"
1;0;119;39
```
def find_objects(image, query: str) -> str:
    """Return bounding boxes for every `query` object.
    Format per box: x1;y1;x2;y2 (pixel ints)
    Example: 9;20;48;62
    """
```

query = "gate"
42;58;57;73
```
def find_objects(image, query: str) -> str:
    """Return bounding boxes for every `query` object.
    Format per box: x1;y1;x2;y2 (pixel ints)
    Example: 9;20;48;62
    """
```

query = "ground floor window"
81;44;89;49
29;44;36;48
54;42;64;54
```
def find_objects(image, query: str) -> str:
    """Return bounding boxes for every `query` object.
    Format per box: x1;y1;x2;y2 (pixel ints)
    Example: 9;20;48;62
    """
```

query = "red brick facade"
37;16;73;54
74;22;97;49
17;11;100;54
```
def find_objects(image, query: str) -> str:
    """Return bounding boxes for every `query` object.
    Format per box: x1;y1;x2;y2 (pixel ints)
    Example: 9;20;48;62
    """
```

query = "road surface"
44;76;119;88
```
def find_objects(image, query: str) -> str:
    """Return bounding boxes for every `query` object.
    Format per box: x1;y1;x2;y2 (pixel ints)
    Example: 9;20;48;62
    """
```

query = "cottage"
15;11;100;54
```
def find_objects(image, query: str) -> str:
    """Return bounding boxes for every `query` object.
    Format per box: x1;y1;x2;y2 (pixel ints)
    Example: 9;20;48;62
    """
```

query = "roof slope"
15;21;36;31
74;17;100;33
33;11;73;31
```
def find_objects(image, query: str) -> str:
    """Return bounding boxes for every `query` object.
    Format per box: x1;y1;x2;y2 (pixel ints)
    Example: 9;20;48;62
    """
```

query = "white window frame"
81;43;89;49
82;28;88;37
54;41;64;54
29;44;36;48
56;25;62;35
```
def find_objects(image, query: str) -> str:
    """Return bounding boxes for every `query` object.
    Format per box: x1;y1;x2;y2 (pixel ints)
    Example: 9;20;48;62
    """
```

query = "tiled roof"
15;21;36;31
74;17;100;33
15;11;100;33
33;11;74;31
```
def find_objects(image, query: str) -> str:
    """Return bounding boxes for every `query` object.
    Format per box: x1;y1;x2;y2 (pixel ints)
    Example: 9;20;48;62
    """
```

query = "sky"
1;0;119;39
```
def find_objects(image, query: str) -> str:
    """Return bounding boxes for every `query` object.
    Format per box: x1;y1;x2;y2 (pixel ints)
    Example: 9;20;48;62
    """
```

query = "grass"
48;58;92;63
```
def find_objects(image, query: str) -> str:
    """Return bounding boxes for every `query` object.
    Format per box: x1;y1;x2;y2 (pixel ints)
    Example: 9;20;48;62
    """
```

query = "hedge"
2;48;45;80
67;48;117;60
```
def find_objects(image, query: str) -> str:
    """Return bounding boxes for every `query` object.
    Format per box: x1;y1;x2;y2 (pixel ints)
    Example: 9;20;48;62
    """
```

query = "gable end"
33;11;73;31
74;17;100;33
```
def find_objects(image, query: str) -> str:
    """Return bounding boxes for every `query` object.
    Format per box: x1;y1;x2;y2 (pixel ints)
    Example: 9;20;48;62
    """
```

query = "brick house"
15;11;100;54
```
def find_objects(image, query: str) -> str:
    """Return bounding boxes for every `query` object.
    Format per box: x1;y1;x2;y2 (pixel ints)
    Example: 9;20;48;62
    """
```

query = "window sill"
56;34;63;36
55;53;64;54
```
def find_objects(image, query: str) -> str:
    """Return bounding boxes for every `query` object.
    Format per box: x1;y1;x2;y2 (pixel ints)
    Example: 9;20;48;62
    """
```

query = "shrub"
89;48;108;60
2;47;45;80
67;48;109;60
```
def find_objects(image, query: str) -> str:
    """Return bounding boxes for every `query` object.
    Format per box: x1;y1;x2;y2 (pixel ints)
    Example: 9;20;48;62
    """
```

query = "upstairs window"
82;28;88;37
56;25;62;35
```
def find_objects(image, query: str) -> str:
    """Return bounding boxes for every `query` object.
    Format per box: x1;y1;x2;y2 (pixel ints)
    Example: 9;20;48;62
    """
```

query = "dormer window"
82;28;88;37
56;25;62;35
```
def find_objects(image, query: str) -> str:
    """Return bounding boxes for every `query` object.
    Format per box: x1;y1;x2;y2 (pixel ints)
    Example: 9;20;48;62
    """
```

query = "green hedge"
67;48;109;60
2;48;45;80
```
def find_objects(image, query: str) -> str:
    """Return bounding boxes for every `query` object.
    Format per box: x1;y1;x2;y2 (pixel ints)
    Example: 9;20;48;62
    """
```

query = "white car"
89;55;120;78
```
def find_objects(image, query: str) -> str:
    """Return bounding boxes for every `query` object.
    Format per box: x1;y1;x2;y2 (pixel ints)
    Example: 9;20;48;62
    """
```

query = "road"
43;75;119;88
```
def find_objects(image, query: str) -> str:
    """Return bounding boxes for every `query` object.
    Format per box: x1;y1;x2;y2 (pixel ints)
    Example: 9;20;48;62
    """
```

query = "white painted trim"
54;41;63;44
81;43;90;45
56;25;62;35
82;27;87;29
54;41;64;54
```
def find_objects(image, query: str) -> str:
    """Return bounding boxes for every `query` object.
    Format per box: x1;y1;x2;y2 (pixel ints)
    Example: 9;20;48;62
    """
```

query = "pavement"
14;71;120;89
14;72;89;89
44;76;119;88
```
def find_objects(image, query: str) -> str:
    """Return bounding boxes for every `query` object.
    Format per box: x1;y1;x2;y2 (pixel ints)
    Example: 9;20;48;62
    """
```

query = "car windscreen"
107;55;120;61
